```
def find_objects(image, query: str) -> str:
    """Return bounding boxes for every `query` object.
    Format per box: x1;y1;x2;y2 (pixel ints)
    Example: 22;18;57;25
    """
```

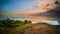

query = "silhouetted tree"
29;21;32;23
24;20;28;24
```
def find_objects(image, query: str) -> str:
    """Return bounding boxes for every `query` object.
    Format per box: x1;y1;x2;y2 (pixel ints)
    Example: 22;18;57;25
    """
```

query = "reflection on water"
0;16;59;25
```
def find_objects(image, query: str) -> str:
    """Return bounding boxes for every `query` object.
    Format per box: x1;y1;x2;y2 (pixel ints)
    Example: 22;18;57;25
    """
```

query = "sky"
0;0;60;25
1;0;57;14
0;0;60;18
1;0;36;13
0;0;57;15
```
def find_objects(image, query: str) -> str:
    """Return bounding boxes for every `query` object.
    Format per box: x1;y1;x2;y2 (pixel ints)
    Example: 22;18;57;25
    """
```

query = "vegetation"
21;23;60;34
0;18;31;27
0;18;60;34
0;18;32;34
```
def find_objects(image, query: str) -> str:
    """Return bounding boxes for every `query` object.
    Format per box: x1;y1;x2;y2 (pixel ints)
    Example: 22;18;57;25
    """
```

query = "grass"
0;23;32;34
0;19;60;34
24;32;31;34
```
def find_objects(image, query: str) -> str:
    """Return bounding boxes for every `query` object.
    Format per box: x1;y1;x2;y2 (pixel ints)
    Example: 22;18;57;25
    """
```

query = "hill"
20;23;60;34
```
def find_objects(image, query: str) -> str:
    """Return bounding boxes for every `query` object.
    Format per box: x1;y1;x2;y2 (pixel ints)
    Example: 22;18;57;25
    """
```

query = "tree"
29;21;32;23
24;20;28;24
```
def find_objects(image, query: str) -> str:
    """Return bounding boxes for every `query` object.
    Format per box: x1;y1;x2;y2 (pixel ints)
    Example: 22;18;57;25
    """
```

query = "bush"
0;18;32;27
0;27;4;31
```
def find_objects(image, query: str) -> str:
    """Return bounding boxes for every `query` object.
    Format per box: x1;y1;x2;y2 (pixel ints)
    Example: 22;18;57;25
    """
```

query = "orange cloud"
1;0;56;16
19;0;56;16
26;16;57;22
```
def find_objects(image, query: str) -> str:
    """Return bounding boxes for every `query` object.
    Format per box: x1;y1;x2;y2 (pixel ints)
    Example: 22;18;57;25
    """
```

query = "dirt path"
20;23;60;34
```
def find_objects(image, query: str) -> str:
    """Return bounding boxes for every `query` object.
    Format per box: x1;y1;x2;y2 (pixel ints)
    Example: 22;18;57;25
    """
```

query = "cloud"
46;3;60;18
1;0;58;16
32;0;60;19
26;16;57;22
19;0;56;16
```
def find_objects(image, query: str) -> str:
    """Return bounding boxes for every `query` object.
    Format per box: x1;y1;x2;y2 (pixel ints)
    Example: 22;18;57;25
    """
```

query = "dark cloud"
47;6;60;18
46;0;60;18
32;0;60;19
55;1;60;4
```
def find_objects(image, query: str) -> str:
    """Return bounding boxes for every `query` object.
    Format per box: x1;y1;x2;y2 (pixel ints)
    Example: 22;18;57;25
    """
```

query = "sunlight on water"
41;20;59;25
32;20;59;25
